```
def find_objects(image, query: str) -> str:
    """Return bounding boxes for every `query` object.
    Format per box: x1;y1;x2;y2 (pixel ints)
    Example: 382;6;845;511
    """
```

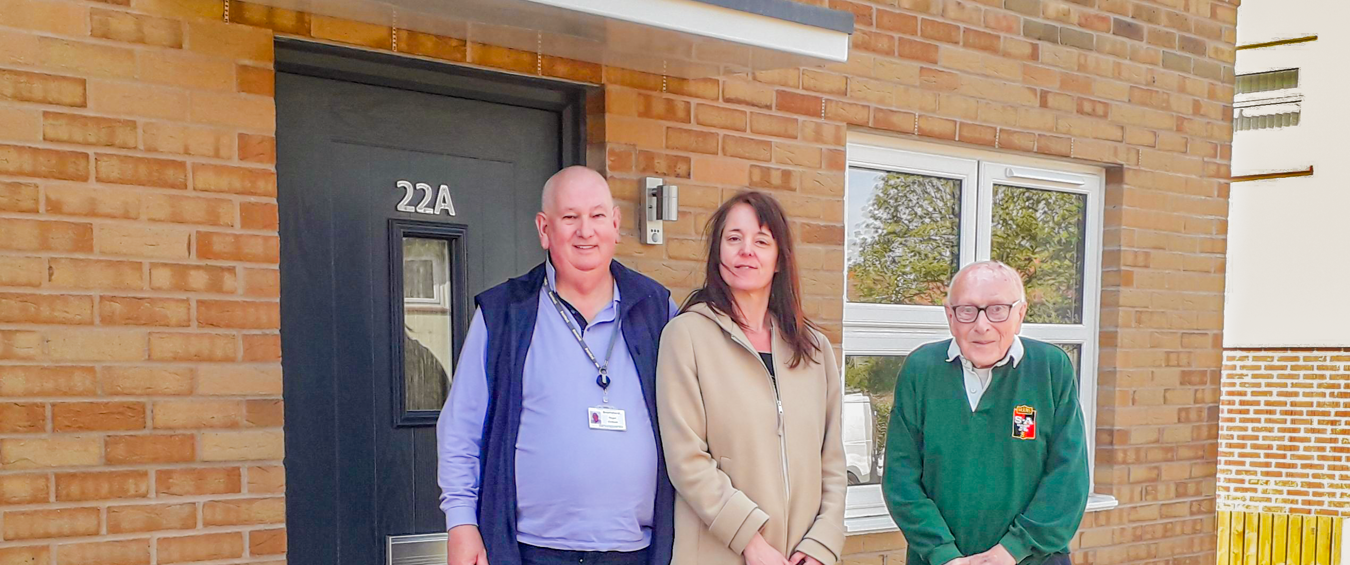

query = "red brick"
0;292;94;325
105;434;195;464
53;401;146;432
42;112;137;148
896;38;941;64
250;528;287;555
853;29;896;55
0;403;45;433
877;9;919;34
958;123;998;146
776;90;823;117
963;28;1002;53
241;201;279;231
0;144;90;181
197;300;280;329
243;334;281;362
197;232;280;263
95;154;186;189
243;268;280;298
238;133;276;163
245;399;283;427
54;470;150;501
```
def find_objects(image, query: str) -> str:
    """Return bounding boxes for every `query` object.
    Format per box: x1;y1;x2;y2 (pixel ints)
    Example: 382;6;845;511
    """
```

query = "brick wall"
1219;349;1350;517
0;0;1235;563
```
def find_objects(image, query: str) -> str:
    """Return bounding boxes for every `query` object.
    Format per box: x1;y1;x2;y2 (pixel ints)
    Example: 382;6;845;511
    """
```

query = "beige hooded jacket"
656;303;847;565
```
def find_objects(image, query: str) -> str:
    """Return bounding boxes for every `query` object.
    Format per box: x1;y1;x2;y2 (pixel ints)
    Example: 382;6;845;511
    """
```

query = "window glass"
991;185;1087;324
847;168;962;306
843;354;907;486
402;237;452;411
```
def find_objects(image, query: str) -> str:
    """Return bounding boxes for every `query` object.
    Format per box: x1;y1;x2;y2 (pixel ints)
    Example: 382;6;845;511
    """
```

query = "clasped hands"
946;544;1016;565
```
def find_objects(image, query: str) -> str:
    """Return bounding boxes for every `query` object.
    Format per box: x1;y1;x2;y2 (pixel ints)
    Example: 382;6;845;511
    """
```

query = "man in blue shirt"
438;166;679;565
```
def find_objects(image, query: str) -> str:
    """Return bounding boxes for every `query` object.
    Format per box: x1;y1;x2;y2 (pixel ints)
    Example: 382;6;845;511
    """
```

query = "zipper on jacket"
731;335;792;505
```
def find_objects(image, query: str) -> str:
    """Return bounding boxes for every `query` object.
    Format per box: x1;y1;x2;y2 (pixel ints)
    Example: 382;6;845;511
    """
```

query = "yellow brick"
46;329;147;362
142;121;235;159
0;546;50;565
47;258;144;290
42;112;137;148
131;0;224;21
200;430;284;462
0;27;40;66
142;193;234;227
44;185;141;219
311;15;391;49
0;180;39;212
2;507;101;540
0;106;40;142
153;400;243;429
149;332;237;361
91;8;183;48
157;532;244;564
0;473;48;504
105;434;195;464
95;225;191;259
149;262;238;293
0;401;44;430
203;497;285;525
106;502;197;533
0;366;98;397
189;91;276;131
87;80;188;121
0;437;103;470
156;467;242;496
0;292;94;324
101;366;195;396
198;299;280;329
38;37;137;79
55;539;151;565
185;19;273;62
0;256;44;287
197;364;282;395
197;231;279;263
138;50;235;91
247;465;285;493
0;0;90;36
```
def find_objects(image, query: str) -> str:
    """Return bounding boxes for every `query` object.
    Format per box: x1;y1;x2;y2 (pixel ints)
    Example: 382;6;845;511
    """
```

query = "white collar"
946;335;1024;369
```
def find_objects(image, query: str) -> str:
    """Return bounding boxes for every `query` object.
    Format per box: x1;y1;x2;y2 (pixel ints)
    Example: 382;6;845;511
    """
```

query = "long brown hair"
684;191;821;368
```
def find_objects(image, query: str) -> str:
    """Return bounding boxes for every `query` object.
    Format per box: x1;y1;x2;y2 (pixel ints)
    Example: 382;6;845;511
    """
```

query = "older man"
437;166;678;565
882;261;1089;565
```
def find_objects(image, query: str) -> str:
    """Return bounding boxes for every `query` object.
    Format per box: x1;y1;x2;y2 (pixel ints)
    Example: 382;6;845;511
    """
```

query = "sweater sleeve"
657;320;769;554
794;341;847;565
881;353;964;565
997;350;1091;561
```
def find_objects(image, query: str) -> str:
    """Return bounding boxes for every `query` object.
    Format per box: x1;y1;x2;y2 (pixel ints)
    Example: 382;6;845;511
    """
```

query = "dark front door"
275;43;584;565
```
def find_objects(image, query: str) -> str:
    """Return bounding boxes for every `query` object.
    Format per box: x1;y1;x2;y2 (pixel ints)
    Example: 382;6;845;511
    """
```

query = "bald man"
437;166;679;565
881;262;1089;565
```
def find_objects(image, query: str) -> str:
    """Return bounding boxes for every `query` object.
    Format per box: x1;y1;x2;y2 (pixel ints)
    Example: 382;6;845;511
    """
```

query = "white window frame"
403;239;451;311
842;134;1116;535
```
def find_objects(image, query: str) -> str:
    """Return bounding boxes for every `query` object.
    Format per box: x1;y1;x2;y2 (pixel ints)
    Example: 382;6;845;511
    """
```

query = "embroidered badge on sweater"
1012;405;1037;440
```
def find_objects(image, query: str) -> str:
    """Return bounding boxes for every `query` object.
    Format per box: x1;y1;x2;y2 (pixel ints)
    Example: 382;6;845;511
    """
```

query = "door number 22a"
396;180;457;216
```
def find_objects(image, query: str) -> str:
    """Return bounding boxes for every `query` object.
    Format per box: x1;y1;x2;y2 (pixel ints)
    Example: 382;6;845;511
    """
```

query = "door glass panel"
402;237;452;411
1055;343;1082;375
843;354;908;486
847;167;963;306
990;185;1087;324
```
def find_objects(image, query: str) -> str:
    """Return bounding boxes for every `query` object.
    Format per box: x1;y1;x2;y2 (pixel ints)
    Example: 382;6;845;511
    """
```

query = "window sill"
843;488;1119;536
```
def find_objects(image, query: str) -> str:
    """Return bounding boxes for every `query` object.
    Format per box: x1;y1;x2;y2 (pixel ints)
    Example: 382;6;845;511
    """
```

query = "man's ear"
611;205;621;241
535;212;550;250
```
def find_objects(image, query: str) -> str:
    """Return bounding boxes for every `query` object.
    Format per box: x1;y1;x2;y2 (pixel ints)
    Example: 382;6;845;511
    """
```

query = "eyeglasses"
949;300;1024;323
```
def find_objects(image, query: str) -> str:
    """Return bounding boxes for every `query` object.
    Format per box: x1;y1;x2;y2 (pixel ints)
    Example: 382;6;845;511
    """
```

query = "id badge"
588;407;627;431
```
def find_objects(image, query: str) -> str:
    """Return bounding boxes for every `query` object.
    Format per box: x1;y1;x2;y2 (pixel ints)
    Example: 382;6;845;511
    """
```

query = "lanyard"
545;283;621;403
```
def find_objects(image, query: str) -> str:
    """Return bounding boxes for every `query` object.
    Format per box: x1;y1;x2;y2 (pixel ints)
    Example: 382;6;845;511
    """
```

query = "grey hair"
540;166;609;212
946;261;1027;304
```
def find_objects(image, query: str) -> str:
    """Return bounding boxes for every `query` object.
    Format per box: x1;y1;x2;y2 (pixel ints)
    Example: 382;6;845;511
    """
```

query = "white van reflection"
843;393;883;485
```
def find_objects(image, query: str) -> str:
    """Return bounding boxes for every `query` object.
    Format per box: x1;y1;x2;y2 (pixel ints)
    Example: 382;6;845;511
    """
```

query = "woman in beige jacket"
657;191;847;565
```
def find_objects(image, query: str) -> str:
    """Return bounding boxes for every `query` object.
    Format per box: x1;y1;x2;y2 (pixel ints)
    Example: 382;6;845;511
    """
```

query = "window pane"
843;354;907;486
991;185;1087;324
1055;343;1082;376
847;168;962;306
402;237;452;411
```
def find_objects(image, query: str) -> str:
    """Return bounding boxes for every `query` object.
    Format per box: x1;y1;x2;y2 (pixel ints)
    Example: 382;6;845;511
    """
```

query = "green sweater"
881;338;1089;565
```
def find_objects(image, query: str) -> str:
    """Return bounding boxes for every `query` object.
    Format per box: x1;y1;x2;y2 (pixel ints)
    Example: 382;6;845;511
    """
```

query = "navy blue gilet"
472;261;675;565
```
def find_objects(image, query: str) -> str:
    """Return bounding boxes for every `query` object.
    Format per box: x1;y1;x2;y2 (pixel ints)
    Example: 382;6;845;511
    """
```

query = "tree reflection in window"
847;169;962;306
990;185;1087;324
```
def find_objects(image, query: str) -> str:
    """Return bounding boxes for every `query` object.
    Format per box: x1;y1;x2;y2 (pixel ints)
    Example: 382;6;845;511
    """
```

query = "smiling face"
716;203;778;296
945;263;1027;369
534;167;620;277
